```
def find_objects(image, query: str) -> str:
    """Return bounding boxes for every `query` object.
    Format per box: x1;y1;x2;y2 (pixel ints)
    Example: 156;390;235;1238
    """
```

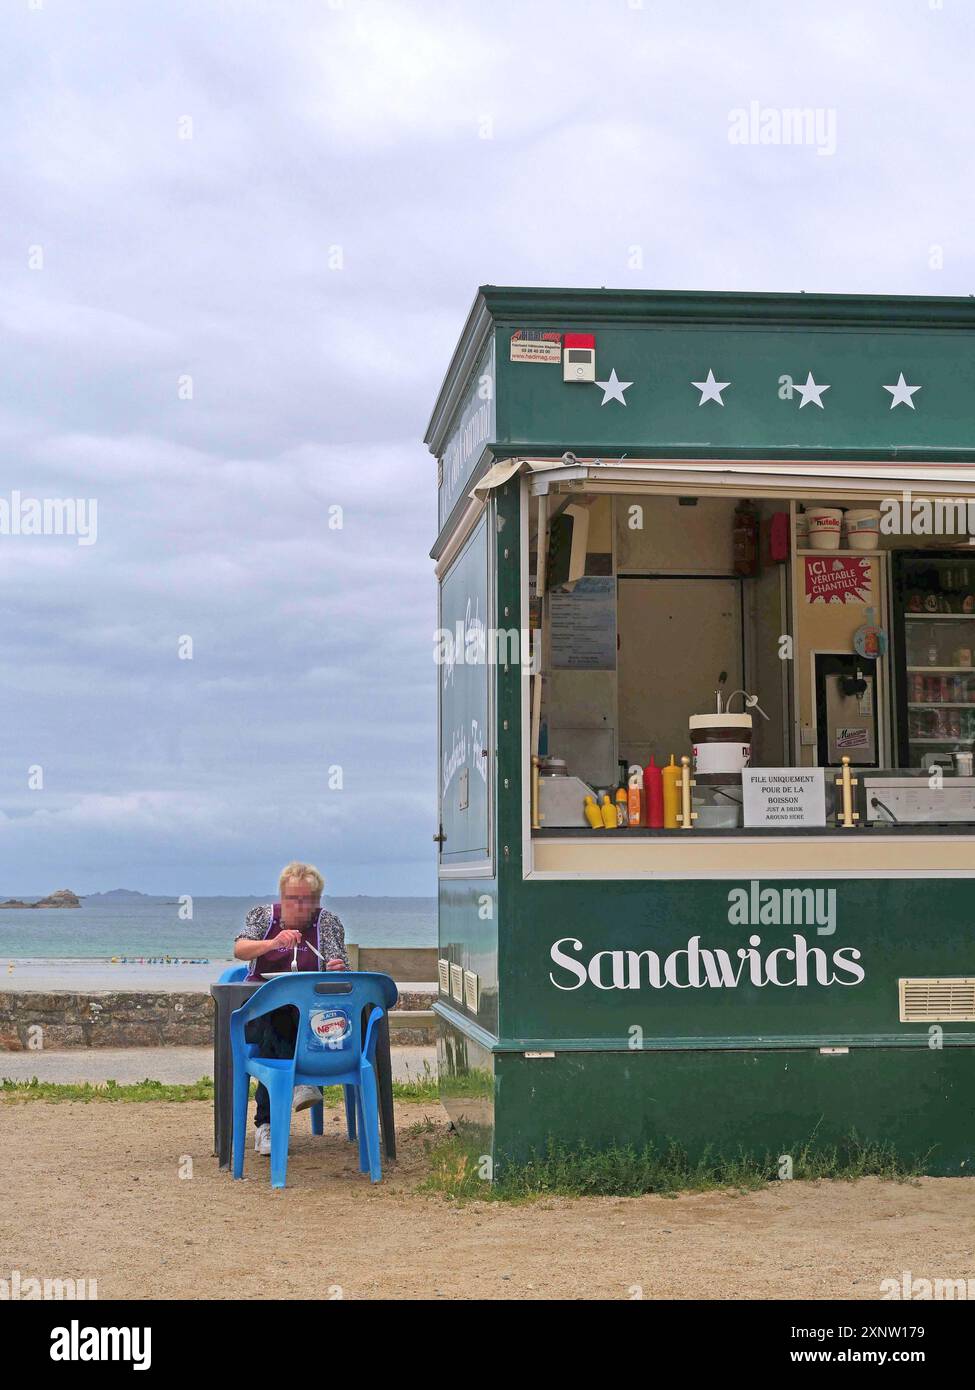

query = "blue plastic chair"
217;964;248;983
230;971;398;1188
218;963;347;1147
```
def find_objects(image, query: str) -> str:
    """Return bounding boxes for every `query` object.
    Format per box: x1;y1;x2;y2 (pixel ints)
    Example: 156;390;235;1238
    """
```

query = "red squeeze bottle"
643;756;664;829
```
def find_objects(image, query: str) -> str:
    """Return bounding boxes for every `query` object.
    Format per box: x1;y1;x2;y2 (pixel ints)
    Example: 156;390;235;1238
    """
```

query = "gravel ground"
2;1099;973;1300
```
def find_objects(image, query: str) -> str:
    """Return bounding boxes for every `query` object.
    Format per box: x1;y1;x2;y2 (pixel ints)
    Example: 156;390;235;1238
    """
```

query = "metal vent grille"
449;963;463;1004
899;978;975;1023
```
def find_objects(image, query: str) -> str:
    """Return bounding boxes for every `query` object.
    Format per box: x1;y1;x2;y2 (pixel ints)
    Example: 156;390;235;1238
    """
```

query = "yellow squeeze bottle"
662;754;681;830
600;794;617;828
584;795;603;829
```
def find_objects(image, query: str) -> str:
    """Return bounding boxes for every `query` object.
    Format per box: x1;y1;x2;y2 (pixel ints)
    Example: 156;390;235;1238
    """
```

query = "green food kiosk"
425;287;975;1176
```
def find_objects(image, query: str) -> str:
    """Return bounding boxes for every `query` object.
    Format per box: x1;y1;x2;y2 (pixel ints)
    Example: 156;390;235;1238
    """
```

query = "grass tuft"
422;1131;926;1202
1;1072;440;1105
0;1076;215;1103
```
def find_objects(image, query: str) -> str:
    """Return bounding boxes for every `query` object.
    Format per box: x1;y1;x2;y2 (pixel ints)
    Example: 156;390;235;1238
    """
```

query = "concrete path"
0;1044;437;1085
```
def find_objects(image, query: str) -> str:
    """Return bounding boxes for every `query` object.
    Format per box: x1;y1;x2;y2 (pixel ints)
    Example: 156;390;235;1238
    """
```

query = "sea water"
0;895;436;990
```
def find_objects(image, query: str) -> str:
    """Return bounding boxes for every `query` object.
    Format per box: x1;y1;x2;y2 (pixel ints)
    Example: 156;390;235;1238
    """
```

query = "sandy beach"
0;959;234;992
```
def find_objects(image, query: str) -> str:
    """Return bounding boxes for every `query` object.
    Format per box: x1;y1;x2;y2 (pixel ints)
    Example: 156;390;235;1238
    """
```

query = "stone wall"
0;993;213;1050
0;989;434;1050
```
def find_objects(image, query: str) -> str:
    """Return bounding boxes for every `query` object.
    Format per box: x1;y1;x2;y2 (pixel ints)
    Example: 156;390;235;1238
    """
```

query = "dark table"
210;979;396;1169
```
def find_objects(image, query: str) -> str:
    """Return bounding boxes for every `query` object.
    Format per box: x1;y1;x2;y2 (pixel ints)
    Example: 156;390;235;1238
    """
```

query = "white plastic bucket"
806;506;843;550
844;508;881;551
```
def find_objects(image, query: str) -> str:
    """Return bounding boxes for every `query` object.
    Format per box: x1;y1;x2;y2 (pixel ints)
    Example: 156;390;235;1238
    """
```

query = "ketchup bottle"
643;756;664;829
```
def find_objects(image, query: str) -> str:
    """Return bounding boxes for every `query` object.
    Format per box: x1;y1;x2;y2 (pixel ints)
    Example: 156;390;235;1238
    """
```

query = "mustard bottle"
662;754;681;830
584;795;603;829
614;785;628;827
600;793;617;828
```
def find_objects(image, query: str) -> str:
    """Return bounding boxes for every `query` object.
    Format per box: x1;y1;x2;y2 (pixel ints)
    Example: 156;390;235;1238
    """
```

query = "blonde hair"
278;861;324;896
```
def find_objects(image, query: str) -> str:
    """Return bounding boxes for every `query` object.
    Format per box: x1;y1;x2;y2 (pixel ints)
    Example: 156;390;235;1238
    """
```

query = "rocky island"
0;889;81;909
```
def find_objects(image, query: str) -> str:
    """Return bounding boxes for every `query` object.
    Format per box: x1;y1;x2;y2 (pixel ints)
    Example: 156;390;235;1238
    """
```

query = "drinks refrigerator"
891;550;975;767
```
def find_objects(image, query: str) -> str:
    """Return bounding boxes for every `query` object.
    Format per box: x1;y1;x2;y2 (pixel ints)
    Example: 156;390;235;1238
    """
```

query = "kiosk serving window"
528;484;975;839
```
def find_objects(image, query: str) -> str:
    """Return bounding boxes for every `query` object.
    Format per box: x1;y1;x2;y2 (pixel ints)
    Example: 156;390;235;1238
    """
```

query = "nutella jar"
689;714;753;775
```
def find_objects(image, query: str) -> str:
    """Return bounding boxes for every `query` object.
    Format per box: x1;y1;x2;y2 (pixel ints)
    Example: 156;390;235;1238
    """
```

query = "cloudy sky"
1;0;972;895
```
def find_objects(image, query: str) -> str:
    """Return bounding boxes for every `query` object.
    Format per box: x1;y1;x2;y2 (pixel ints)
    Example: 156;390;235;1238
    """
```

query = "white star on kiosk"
795;371;831;409
691;369;730;406
883;372;921;410
594;368;632;406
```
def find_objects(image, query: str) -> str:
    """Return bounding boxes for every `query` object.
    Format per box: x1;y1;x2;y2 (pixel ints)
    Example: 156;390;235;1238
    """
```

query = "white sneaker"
292;1084;322;1112
254;1123;271;1155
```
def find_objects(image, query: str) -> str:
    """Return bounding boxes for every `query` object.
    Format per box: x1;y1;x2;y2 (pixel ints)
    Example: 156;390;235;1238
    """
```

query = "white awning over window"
470;457;569;499
473;456;975;502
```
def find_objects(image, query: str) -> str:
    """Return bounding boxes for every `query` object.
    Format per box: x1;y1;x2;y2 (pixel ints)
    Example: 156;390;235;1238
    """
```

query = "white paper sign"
741;769;826;828
549;576;617;670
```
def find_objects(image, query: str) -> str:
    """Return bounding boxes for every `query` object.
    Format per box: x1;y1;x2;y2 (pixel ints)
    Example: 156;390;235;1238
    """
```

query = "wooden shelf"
796;548;882;557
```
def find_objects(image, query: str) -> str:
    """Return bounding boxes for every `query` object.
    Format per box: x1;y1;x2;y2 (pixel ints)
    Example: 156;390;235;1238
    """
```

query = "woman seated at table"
233;861;348;1156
